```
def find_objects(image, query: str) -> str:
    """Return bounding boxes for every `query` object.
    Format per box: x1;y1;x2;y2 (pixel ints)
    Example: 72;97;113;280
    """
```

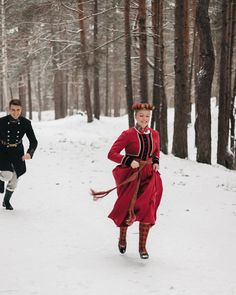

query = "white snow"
0;105;236;295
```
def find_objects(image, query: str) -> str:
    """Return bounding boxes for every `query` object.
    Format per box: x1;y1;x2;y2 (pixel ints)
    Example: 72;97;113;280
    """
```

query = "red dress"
107;127;163;227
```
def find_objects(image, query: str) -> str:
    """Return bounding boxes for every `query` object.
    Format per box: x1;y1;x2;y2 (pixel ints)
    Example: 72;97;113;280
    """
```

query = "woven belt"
0;140;21;148
91;159;153;200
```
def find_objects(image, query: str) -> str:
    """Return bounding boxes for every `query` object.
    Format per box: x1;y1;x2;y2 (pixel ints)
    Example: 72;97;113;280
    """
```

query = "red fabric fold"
90;160;151;201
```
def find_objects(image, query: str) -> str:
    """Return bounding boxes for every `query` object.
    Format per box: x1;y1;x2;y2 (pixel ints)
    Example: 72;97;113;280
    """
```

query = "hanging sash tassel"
90;159;152;201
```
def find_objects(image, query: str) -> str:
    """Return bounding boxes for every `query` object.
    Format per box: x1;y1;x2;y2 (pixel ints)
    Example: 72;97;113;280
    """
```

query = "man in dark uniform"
0;99;38;210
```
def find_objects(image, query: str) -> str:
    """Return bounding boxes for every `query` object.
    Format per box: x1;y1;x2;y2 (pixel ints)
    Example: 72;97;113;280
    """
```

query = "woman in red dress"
107;103;163;259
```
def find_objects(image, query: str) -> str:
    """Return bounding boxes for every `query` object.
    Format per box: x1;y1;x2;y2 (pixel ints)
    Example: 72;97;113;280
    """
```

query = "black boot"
118;226;128;254
139;223;151;259
2;190;14;210
0;180;4;193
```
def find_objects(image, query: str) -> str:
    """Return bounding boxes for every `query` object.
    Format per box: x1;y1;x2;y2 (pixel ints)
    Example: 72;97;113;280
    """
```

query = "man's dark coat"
0;115;38;178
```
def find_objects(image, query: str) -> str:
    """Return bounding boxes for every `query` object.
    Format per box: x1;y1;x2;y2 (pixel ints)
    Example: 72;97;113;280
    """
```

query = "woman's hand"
153;163;159;172
131;160;140;169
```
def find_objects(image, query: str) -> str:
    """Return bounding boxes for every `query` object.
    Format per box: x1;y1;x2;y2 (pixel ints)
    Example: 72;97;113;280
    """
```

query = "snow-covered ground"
0;105;236;295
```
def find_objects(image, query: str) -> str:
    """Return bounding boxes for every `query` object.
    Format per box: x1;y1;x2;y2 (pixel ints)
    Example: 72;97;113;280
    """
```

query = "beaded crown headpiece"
132;103;155;111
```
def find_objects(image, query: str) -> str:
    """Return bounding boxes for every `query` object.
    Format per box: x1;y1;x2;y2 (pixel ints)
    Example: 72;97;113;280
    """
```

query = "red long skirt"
108;164;163;227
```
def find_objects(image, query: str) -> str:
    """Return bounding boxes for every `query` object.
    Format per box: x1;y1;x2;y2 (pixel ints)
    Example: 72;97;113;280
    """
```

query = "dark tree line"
217;0;235;169
195;0;215;164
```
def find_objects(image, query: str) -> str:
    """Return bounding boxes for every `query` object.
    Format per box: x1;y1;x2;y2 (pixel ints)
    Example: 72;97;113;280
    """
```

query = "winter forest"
1;1;236;294
0;0;236;169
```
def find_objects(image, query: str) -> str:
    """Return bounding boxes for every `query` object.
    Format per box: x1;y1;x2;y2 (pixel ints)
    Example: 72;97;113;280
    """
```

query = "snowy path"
1;115;236;295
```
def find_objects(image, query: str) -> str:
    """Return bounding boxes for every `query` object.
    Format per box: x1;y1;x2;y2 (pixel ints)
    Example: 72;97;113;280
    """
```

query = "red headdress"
132;103;155;111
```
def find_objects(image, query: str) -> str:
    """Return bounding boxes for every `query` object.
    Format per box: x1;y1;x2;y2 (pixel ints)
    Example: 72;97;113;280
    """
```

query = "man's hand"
131;160;140;169
22;153;31;161
153;163;159;172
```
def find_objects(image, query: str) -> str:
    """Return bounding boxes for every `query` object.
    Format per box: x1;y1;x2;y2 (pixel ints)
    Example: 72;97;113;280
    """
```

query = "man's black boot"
0;180;4;194
3;190;14;210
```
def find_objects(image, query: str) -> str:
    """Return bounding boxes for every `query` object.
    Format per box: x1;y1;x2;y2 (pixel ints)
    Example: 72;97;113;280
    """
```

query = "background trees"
217;0;235;168
172;0;188;159
195;0;215;164
0;0;235;168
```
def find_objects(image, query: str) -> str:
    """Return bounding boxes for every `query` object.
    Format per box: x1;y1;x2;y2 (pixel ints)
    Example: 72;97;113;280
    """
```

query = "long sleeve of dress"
107;131;134;166
152;131;160;164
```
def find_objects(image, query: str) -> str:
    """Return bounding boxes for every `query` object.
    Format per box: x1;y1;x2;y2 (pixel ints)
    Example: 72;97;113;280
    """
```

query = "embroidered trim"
148;133;153;158
152;156;159;164
134;127;150;134
122;155;134;166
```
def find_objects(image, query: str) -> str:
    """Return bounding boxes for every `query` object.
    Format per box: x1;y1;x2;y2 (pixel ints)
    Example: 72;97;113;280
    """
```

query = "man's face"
9;104;22;120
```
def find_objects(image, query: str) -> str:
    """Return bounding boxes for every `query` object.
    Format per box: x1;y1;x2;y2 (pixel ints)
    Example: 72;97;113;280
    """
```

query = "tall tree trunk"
230;70;236;158
138;0;148;102
124;0;134;127
0;84;2;110
42;73;48;111
37;61;42;121
195;0;215;164
64;72;69;115
112;0;120;117
194;30;201;148
50;17;67;120
188;0;197;118
51;42;66;119
93;0;100;120
27;65;32;120
1;0;8;110
159;0;168;155
172;0;188;158
104;0;110;116
217;0;234;168
54;69;65;119
105;45;109;116
229;0;235;160
18;75;26;117
77;0;93;123
105;10;109;115
69;70;77;114
151;0;161;131
74;67;80;112
113;70;120;117
211;0;222;104
184;0;191;124
151;0;168;154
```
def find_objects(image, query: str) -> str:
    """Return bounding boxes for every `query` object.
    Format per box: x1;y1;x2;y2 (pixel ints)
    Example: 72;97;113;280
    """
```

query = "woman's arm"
108;130;134;166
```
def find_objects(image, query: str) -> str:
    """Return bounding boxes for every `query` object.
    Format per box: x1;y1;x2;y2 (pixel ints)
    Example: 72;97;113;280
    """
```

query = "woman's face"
135;110;151;128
